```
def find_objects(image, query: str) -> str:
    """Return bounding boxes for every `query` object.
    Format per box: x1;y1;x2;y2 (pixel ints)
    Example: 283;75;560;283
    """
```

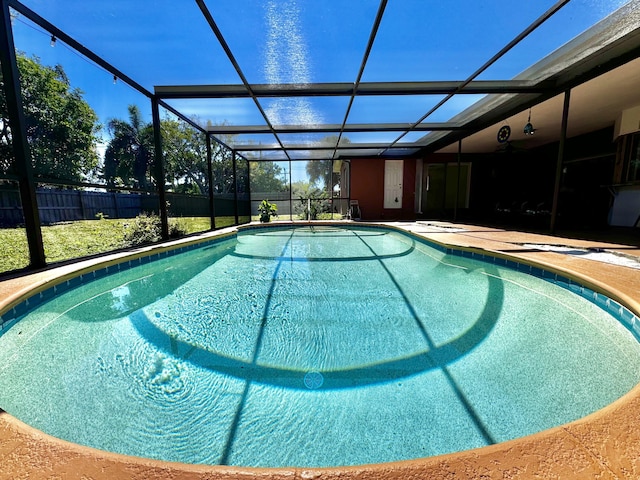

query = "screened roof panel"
288;149;335;161
382;148;420;157
400;131;437;144
8;0;640;161
479;0;634;80
345;132;407;144
421;94;489;123
204;0;381;84
348;95;448;124
362;0;561;82
243;150;289;161
221;133;280;149
260;96;351;126
162;98;268;128
10;12;155;126
277;133;343;148
17;0;240;89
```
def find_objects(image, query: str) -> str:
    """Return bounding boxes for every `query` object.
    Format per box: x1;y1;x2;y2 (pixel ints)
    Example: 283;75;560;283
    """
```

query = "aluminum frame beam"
232;143;413;152
423;26;640;154
206;123;464;135
154;80;554;99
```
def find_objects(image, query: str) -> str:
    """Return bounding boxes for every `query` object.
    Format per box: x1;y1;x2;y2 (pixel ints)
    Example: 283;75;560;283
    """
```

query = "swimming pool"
1;225;639;468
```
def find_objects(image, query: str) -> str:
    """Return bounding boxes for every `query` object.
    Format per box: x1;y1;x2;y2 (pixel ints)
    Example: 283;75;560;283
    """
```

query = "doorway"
384;160;404;209
422;163;471;216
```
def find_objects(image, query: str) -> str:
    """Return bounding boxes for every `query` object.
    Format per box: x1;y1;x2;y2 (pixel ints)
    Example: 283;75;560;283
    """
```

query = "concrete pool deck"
1;221;639;479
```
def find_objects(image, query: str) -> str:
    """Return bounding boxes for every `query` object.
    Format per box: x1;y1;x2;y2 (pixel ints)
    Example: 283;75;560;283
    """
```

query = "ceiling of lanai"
9;0;640;159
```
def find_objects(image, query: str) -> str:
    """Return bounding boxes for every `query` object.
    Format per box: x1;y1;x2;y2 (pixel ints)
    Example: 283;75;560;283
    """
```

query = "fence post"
112;192;119;218
78;190;87;219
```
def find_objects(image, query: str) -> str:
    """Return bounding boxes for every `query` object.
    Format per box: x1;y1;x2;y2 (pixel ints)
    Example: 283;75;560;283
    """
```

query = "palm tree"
103;105;154;189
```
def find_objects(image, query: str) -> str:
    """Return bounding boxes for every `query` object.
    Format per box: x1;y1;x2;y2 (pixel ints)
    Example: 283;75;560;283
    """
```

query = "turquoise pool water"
1;225;640;468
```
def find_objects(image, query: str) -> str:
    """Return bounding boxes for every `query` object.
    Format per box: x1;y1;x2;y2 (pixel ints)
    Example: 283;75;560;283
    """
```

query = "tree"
210;139;236;194
103;105;154;189
249;160;288;194
161;117;208;194
291;180;330;220
305;159;332;190
304;136;350;190
0;54;100;180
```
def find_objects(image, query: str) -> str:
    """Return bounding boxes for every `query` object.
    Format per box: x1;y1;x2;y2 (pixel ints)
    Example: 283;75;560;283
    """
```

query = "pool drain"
304;371;324;389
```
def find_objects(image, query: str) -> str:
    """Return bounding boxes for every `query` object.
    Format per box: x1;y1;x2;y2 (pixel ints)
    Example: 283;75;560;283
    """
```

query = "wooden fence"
0;188;247;227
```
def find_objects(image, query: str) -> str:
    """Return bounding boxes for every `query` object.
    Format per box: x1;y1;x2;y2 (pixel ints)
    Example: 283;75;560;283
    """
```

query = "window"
621;133;640;183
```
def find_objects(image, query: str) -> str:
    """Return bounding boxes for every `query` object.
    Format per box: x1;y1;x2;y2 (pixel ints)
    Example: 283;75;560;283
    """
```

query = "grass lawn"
0;216;236;275
0;228;30;272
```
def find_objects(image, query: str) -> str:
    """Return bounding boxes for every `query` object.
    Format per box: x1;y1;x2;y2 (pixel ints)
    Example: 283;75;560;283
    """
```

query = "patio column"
0;0;46;268
206;135;216;230
289;159;293;221
454;139;462;222
151;96;169;239
246;156;252;222
232;150;239;225
441;160;448;219
550;90;571;234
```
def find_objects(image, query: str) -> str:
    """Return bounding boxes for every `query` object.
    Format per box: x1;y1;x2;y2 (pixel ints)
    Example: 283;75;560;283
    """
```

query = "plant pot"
260;213;271;223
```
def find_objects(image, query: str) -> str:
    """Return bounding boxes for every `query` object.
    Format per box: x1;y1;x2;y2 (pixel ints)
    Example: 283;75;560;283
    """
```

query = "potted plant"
257;199;278;223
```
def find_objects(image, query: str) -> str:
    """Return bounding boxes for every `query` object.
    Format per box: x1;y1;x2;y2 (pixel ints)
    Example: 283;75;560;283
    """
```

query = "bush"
123;213;189;246
257;199;278;223
168;218;188;238
296;196;330;220
123;212;161;246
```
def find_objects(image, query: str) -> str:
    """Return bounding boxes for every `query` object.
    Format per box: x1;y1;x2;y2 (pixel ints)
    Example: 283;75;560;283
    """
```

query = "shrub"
123;212;189;246
296;196;330;220
257;199;278;223
168;218;188;238
123;212;161;246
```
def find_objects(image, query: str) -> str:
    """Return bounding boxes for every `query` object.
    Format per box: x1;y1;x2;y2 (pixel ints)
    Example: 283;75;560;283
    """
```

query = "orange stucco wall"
351;158;416;220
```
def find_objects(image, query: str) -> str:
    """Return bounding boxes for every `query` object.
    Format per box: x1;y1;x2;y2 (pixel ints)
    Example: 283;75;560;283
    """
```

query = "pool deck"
1;221;640;479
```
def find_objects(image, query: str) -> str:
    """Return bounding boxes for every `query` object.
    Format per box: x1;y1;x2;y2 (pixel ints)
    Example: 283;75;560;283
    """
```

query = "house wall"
351;158;416;220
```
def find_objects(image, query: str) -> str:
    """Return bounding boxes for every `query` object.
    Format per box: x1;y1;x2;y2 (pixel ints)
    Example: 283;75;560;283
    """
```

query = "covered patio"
1;0;639;273
2;1;640;478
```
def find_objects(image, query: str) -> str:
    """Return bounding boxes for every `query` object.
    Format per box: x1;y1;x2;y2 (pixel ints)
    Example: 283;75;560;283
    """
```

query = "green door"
422;163;470;216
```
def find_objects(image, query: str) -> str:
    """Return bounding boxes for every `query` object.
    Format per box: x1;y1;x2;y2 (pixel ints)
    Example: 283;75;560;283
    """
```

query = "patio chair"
349;200;361;220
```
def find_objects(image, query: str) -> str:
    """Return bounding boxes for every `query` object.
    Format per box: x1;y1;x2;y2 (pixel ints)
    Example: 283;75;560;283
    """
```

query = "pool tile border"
385;223;640;343
2;222;639;345
0;232;234;332
443;247;640;342
1;221;640;480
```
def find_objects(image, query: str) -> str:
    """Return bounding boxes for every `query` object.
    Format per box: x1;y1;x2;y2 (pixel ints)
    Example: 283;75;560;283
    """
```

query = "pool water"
1;226;639;468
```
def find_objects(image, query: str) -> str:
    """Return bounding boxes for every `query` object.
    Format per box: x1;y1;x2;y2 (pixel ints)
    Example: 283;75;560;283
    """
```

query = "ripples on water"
1;227;640;467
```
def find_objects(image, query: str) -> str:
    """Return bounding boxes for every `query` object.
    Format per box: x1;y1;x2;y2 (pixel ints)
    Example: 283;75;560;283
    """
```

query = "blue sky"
9;0;631;146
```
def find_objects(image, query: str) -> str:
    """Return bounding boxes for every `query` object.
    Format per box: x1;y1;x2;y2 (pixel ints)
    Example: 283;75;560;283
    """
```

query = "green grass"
41;219;130;262
0;216;237;275
0;228;30;272
170;216;237;233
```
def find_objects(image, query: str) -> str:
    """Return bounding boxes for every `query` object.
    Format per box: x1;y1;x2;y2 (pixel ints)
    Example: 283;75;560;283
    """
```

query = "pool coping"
1;221;640;479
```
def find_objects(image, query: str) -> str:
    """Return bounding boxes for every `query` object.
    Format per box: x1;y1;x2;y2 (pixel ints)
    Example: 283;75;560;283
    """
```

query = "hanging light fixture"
50;35;57;47
524;108;536;135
